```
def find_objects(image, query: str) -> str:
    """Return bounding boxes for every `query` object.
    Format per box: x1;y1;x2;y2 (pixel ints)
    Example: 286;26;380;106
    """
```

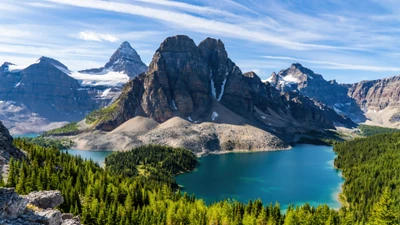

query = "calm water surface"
61;150;113;166
176;144;343;210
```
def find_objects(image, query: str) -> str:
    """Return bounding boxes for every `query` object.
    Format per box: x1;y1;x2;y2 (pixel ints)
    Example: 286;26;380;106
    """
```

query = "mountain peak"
37;56;69;71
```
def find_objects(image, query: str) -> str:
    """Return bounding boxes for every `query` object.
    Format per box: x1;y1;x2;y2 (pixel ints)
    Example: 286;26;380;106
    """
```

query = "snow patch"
261;116;266;119
172;100;178;110
333;107;343;114
101;88;112;97
14;82;21;88
210;70;217;98
211;111;219;121
69;70;129;87
188;116;193;122
217;78;227;101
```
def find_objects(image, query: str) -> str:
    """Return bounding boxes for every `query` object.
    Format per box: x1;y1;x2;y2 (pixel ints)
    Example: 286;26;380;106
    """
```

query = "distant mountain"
56;36;356;153
266;63;366;122
0;42;148;134
79;41;148;79
347;75;400;127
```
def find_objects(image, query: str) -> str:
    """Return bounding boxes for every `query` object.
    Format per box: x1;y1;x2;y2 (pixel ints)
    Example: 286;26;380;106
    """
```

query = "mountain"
55;35;356;153
347;75;400;127
79;41;148;79
0;42;148;134
266;63;366;122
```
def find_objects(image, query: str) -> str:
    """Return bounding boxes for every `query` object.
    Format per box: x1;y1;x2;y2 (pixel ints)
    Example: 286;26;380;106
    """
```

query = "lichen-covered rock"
0;188;81;225
25;190;63;209
0;188;29;219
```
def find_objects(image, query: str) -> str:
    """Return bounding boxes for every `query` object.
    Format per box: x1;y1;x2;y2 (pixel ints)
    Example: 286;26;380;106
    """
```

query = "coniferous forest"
1;133;399;225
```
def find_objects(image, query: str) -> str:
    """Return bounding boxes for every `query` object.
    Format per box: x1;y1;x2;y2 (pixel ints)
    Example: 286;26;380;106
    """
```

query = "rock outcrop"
0;121;24;181
0;188;81;225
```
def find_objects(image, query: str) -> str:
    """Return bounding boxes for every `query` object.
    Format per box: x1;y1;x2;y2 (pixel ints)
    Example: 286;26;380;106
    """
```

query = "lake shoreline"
195;146;292;157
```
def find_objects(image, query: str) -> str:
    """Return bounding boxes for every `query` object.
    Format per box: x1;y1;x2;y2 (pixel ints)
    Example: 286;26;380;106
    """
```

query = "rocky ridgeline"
0;188;81;225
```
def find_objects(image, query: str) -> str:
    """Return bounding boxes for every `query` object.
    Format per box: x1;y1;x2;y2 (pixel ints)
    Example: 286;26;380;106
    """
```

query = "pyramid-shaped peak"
37;56;69;70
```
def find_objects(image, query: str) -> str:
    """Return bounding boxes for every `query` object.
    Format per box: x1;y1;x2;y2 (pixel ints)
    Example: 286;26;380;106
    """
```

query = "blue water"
61;149;113;166
176;144;343;210
13;133;41;138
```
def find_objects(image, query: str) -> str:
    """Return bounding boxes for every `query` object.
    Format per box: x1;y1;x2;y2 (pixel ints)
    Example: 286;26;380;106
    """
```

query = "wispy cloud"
78;31;119;42
46;0;359;51
263;56;400;72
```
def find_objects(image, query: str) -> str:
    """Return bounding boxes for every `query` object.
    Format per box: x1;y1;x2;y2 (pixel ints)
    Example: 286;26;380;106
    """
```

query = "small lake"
176;144;343;210
61;150;113;166
13;133;41;138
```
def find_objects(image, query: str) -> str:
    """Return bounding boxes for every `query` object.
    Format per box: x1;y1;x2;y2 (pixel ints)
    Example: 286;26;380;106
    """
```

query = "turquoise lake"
61;150;113;166
176;144;343;210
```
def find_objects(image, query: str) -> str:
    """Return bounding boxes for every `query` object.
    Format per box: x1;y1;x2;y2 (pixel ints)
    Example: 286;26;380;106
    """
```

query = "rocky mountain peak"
158;35;199;53
37;56;69;71
80;41;148;78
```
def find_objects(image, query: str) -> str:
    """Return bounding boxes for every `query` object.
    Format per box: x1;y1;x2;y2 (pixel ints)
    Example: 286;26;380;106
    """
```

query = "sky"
2;0;400;83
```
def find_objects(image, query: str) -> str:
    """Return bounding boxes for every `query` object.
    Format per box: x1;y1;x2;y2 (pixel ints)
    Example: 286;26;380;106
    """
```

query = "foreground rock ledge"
0;188;81;225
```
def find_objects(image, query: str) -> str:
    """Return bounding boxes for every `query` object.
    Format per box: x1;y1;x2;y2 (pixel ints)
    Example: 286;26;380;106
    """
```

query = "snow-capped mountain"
266;63;366;123
78;41;148;80
0;42;148;134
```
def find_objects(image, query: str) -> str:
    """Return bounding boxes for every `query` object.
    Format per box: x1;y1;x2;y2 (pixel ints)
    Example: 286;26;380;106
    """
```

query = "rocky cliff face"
0;121;24;181
347;75;400;127
79;41;148;79
267;63;365;123
0;188;81;225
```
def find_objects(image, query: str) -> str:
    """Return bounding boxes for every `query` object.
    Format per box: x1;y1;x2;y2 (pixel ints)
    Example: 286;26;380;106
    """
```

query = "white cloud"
263;56;400;72
46;0;357;51
78;31;119;42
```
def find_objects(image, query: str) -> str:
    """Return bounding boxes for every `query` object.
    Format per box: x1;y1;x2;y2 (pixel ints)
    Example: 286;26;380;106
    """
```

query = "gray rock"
0;188;29;219
35;209;62;225
25;190;64;209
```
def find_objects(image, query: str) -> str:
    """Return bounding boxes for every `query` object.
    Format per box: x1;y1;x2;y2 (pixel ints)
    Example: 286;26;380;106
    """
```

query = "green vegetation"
17;136;74;149
2;132;400;224
358;124;399;136
334;132;400;223
105;145;197;187
85;100;119;125
43;122;79;136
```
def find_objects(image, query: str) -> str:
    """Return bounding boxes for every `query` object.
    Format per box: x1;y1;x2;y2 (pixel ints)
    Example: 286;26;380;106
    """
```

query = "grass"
85;100;119;125
43;122;79;136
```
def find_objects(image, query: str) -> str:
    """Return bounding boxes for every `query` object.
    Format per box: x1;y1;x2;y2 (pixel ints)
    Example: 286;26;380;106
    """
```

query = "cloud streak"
78;31;119;42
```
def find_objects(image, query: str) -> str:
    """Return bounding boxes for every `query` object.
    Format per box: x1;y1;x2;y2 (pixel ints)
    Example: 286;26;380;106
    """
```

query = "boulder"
25;190;64;209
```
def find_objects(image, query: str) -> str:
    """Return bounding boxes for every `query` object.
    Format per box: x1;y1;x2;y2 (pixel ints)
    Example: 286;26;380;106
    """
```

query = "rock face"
0;121;24;181
0;188;81;225
267;63;365;122
347;75;400;127
79;41;148;79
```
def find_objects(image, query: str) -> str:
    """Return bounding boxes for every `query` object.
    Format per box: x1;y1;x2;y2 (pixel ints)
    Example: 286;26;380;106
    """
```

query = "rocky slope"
267;63;366;122
347;75;400;127
0;42;147;134
0;121;24;181
56;35;356;153
0;188;81;225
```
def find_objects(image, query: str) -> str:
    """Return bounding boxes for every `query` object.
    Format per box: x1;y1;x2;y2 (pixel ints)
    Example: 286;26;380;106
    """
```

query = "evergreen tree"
369;188;396;225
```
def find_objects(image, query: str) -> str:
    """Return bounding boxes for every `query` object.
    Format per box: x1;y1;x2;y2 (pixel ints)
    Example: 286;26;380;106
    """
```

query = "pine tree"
369;188;396;225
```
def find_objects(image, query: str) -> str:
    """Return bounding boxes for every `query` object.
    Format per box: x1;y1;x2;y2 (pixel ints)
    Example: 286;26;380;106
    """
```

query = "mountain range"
0;42;147;134
1;35;400;153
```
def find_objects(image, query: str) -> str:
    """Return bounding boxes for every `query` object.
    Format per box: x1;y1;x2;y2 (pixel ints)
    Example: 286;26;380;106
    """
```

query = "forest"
1;133;399;224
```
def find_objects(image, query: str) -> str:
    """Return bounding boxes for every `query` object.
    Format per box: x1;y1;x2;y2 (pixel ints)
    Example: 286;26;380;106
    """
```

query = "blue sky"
2;0;400;83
